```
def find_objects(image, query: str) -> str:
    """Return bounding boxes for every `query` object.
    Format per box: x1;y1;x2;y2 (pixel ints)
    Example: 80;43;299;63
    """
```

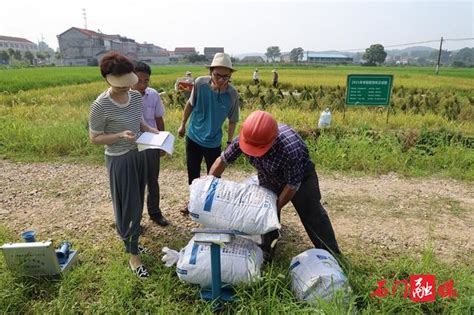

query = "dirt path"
0;161;472;265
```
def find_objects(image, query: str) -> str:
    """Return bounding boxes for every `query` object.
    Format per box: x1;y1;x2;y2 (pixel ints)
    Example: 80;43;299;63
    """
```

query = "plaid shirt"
222;124;311;192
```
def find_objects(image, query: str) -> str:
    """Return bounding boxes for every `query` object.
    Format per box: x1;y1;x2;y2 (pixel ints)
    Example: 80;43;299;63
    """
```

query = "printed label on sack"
216;184;271;208
191;239;255;258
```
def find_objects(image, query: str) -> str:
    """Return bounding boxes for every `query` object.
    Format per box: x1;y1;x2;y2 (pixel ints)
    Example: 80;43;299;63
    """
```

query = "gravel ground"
0;160;472;265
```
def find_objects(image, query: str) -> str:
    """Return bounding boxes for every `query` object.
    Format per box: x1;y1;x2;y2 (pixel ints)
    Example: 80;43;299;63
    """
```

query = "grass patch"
0;225;471;313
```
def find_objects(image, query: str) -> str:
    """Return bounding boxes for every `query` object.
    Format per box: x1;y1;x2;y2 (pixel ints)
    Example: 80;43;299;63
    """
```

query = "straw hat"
106;72;138;87
206;52;235;71
185;71;192;76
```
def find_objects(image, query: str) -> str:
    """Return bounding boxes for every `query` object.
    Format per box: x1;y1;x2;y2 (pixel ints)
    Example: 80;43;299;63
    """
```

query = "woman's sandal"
138;245;149;254
129;262;150;279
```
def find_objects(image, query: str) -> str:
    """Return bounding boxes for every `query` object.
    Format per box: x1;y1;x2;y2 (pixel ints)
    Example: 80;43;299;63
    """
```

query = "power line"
338;37;474;52
444;37;474;41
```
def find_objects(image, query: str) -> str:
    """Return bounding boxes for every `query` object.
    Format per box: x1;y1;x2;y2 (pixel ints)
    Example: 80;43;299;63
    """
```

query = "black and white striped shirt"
89;89;143;156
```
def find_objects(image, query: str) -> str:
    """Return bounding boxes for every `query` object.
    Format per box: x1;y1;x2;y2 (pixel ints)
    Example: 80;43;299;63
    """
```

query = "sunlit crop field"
1;65;473;93
0;65;473;179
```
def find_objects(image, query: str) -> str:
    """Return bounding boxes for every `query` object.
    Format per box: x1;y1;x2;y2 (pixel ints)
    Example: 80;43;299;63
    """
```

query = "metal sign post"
345;74;394;123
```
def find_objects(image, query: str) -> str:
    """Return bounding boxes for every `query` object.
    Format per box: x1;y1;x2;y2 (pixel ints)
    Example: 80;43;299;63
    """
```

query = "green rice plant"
243;85;253;99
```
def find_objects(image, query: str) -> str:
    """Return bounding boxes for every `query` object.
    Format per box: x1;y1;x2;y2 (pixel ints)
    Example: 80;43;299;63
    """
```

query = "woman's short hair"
100;52;134;78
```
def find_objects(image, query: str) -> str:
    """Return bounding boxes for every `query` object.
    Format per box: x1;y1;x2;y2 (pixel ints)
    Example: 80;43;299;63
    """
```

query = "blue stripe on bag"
189;243;199;265
176;268;188;275
203;178;219;212
289;260;300;271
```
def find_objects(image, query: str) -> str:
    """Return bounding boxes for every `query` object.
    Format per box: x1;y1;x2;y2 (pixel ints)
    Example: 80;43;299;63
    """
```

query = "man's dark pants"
144;149;162;216
186;136;221;185
261;162;340;256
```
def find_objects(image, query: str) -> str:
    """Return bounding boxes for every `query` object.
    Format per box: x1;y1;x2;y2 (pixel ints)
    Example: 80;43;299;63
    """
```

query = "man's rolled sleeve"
228;91;240;123
221;140;241;164
283;150;306;191
154;93;165;118
285;164;304;191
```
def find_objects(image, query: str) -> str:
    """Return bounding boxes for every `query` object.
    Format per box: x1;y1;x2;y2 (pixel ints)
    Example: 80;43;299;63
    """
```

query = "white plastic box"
1;241;78;276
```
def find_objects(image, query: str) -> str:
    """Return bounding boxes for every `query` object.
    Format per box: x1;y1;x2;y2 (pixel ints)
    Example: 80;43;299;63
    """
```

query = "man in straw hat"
178;52;240;214
209;110;340;262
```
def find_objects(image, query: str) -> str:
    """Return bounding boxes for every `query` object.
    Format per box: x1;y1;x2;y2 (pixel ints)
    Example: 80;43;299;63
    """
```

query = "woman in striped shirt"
89;52;158;279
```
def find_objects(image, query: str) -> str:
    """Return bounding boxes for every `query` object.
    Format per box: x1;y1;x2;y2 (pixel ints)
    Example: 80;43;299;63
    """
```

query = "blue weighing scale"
191;228;236;304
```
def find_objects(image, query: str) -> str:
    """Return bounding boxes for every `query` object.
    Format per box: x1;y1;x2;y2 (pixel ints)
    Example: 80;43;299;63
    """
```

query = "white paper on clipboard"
136;131;176;155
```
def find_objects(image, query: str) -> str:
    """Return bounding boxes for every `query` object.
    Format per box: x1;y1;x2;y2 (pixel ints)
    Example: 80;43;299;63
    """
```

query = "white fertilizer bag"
289;249;350;304
242;175;259;186
239;234;262;245
239;175;262;245
189;176;280;235
162;236;264;288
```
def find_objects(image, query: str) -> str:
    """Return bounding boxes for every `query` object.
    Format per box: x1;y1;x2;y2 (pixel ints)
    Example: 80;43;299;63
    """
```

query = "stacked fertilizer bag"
162;236;263;288
162;175;280;288
188;176;280;235
289;248;351;306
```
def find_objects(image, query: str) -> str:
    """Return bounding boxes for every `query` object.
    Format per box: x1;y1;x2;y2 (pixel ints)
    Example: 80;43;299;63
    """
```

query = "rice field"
1;65;473;93
0;65;473;179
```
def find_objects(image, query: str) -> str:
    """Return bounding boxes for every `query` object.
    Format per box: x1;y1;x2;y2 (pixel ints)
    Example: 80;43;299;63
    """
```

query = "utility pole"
82;8;88;30
435;36;443;75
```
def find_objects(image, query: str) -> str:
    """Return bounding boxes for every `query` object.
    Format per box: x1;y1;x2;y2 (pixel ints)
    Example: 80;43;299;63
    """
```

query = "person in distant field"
177;53;240;214
209;110;341;262
175;71;194;98
89;52;160;279
252;68;260;85
132;61;169;227
272;69;279;88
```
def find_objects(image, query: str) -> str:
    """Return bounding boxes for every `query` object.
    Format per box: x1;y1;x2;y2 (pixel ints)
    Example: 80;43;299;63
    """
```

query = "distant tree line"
258;44;473;67
1;44;471;68
0;49;57;66
361;44;473;67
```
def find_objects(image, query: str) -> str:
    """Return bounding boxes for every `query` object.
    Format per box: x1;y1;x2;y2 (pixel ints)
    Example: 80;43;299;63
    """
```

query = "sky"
1;0;472;55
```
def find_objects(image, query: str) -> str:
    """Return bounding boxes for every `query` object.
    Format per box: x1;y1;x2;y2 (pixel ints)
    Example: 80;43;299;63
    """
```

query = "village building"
203;47;224;60
57;27;166;66
0;35;38;52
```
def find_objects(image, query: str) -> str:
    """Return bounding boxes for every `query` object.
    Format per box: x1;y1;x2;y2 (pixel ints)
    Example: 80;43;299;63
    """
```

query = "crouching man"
209;110;341;261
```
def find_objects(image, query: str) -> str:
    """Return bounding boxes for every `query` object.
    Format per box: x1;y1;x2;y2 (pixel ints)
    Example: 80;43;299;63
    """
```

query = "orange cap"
239;111;278;157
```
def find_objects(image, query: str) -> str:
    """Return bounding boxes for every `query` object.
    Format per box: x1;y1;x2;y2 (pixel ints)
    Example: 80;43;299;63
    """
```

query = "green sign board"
346;74;393;106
